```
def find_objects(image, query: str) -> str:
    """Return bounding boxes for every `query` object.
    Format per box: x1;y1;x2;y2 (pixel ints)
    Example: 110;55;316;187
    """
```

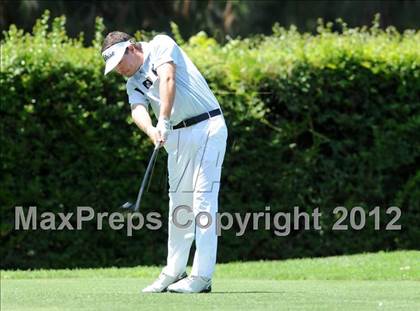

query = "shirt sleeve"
151;35;181;69
126;80;148;109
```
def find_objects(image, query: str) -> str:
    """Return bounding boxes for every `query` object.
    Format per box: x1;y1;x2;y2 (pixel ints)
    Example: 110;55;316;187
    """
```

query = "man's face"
115;45;142;77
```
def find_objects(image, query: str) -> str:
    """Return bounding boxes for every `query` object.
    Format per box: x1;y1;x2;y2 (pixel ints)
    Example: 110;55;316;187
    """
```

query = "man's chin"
124;71;135;78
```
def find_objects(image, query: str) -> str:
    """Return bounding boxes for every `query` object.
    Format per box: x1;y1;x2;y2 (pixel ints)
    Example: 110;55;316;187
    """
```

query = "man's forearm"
159;78;175;119
157;62;176;120
131;105;153;136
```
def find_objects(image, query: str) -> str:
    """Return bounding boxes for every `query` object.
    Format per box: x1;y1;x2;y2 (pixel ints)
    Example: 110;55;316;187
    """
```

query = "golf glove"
156;117;171;143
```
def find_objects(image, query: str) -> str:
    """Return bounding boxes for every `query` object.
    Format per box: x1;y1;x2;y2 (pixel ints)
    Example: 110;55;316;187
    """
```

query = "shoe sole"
201;286;212;293
168;286;212;294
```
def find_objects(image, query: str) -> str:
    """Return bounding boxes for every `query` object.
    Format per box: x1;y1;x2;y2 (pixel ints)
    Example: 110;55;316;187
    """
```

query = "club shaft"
134;145;160;211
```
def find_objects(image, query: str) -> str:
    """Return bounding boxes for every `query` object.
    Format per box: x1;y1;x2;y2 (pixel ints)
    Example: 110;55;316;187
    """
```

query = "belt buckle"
182;120;187;128
207;111;211;118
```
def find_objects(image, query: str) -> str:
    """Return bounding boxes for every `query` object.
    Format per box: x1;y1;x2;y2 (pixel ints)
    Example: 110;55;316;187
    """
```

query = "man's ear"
127;44;135;53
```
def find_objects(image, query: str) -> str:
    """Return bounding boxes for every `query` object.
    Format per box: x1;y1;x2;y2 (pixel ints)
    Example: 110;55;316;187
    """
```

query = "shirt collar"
134;42;150;76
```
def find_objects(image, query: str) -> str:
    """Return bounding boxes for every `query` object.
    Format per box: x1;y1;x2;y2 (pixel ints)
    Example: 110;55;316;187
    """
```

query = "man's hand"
146;126;164;147
131;105;165;147
156;117;171;143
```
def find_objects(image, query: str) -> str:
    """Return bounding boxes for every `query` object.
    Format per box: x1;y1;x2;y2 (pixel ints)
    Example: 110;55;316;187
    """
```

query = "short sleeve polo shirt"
126;35;221;125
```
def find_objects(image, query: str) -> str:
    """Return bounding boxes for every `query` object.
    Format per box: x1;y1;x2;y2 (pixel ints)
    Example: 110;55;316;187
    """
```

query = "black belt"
172;108;222;130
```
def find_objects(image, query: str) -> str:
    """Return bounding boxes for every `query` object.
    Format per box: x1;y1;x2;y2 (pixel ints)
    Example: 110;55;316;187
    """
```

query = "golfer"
101;32;227;293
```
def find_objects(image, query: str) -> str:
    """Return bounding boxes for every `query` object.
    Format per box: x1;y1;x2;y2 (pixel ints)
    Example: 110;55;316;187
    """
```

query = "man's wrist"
145;126;154;137
158;115;170;121
157;117;171;129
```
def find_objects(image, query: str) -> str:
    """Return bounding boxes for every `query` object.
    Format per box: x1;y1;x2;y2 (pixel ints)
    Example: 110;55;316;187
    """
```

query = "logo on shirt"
142;77;153;89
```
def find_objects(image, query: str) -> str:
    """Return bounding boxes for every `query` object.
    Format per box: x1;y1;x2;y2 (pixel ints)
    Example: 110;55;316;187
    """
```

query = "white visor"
102;40;132;75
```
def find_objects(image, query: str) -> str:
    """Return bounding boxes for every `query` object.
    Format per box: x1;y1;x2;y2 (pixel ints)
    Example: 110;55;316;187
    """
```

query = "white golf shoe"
167;275;212;293
142;271;187;293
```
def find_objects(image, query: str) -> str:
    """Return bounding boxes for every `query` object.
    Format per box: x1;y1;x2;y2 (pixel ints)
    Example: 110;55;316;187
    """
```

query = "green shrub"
1;12;419;268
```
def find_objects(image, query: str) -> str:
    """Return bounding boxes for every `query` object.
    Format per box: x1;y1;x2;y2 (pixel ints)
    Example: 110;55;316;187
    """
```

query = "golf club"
121;143;161;211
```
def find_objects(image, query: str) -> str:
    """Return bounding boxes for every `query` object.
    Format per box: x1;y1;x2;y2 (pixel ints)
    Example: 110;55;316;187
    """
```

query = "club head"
121;201;134;210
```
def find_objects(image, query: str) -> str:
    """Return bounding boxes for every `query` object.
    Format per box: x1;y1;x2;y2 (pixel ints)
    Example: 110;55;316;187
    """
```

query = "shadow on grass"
210;291;285;294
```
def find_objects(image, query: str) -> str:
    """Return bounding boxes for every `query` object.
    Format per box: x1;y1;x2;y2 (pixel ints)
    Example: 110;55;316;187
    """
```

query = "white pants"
162;114;227;279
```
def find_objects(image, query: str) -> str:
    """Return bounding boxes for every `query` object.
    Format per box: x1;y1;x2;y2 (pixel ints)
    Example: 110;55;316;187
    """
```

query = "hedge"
1;12;419;268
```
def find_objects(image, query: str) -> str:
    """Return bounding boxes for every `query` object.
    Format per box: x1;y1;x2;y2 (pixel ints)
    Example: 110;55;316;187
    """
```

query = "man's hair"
101;31;135;53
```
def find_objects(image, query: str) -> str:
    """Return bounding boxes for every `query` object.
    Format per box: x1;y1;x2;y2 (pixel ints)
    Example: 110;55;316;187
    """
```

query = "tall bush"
1;12;419;268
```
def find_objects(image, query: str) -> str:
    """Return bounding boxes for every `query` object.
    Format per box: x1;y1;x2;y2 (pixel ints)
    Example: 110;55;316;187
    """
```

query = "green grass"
1;251;420;310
